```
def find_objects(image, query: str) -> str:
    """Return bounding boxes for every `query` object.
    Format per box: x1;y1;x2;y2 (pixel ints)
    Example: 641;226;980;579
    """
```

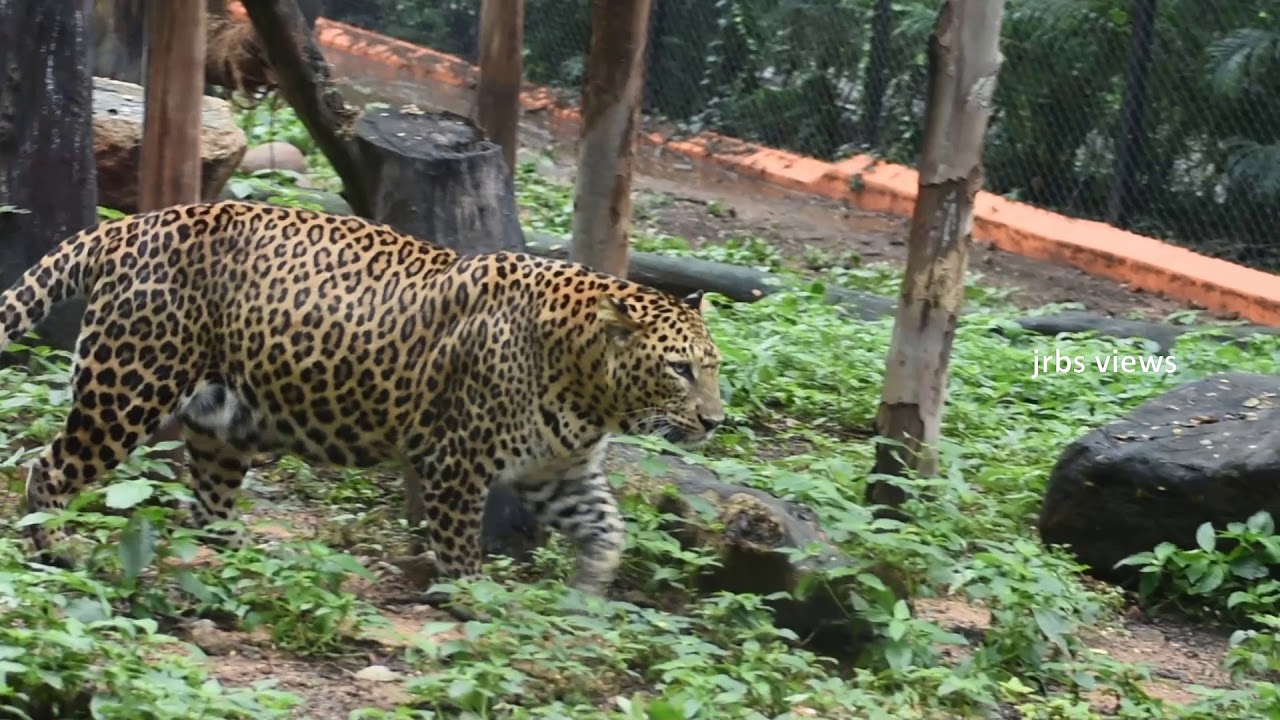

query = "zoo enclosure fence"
320;0;1280;275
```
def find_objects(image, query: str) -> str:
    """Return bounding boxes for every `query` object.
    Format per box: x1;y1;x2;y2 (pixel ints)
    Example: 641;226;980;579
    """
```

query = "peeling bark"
569;0;654;278
866;0;1006;513
476;0;524;175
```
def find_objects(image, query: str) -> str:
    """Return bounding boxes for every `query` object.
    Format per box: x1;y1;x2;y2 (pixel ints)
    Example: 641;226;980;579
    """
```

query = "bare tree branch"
240;0;372;216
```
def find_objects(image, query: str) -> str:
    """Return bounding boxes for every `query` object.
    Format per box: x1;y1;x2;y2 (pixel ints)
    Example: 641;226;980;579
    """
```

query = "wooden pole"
137;0;208;473
865;0;1006;514
569;0;654;278
476;0;524;175
139;0;208;209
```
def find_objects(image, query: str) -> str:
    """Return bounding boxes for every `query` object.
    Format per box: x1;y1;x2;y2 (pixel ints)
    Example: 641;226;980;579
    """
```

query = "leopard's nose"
698;413;723;432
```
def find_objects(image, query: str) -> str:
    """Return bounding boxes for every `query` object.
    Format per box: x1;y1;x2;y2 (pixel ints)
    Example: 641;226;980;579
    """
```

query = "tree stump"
354;107;525;254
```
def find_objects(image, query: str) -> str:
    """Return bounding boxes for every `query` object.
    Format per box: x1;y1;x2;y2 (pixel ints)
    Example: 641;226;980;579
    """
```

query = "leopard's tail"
0;219;111;354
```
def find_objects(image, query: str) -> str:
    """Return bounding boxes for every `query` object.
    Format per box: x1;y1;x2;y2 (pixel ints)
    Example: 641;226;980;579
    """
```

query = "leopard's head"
593;289;724;446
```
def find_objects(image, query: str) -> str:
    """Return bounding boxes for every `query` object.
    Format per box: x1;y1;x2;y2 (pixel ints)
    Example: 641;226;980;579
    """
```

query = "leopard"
0;200;724;599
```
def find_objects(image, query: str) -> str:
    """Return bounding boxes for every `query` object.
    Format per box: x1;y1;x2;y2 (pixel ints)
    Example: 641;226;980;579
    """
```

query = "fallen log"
239;184;1276;349
396;442;904;659
522;234;899;321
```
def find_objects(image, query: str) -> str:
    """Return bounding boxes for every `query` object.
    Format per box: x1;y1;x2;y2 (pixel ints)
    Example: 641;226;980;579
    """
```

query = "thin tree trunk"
0;0;97;354
139;1;208;210
861;0;893;151
866;0;1006;514
1106;0;1158;227
136;0;208;477
569;0;654;278
476;0;524;175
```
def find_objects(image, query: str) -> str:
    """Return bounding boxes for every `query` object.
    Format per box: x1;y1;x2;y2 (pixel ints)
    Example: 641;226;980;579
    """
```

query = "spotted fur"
1;200;724;595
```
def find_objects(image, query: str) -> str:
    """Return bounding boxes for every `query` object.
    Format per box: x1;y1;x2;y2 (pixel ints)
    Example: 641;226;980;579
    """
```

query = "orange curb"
225;3;1280;325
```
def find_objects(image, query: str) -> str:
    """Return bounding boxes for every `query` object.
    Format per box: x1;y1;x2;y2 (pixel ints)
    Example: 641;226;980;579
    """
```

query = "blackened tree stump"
354;107;525;254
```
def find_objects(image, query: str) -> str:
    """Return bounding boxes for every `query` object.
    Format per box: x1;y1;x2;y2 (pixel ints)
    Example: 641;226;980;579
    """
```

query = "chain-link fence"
320;1;1280;273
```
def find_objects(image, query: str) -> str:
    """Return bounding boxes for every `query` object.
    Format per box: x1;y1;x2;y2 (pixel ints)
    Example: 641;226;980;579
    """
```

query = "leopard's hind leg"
23;309;199;567
173;379;264;551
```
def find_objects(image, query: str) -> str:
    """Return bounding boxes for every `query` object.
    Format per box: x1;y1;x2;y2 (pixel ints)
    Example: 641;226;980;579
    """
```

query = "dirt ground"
183;586;1238;719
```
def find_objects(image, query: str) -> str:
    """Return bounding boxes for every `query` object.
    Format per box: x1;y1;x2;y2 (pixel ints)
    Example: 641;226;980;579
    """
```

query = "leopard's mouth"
657;420;711;447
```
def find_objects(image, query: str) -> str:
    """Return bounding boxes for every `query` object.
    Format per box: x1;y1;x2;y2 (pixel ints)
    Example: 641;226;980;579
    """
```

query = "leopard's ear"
596;294;641;344
682;289;710;315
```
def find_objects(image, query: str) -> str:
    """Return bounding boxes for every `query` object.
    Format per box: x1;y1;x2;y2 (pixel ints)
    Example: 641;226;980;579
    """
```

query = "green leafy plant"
1117;511;1280;623
0;541;300;719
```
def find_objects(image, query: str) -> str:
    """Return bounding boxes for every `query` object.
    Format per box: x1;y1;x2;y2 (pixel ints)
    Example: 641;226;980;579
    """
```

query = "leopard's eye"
669;361;694;380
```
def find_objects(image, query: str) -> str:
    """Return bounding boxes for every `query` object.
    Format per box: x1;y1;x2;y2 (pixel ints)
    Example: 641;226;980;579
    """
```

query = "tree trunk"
865;0;1006;514
92;0;146;84
353;108;525;255
0;0;97;355
1106;0;1158;227
475;0;524;175
241;0;371;216
136;0;209;481
569;0;654;278
139;1;208;210
860;0;893;151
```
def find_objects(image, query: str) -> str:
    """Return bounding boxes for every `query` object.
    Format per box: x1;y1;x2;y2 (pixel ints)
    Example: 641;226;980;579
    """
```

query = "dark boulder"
1039;372;1280;581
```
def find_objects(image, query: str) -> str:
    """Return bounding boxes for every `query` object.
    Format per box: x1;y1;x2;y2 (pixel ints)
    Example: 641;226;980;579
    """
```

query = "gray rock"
1039;372;1280;581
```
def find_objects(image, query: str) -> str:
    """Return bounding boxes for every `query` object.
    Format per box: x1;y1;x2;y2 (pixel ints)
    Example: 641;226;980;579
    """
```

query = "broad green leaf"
105;479;154;510
1196;522;1217;552
119;515;157;580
